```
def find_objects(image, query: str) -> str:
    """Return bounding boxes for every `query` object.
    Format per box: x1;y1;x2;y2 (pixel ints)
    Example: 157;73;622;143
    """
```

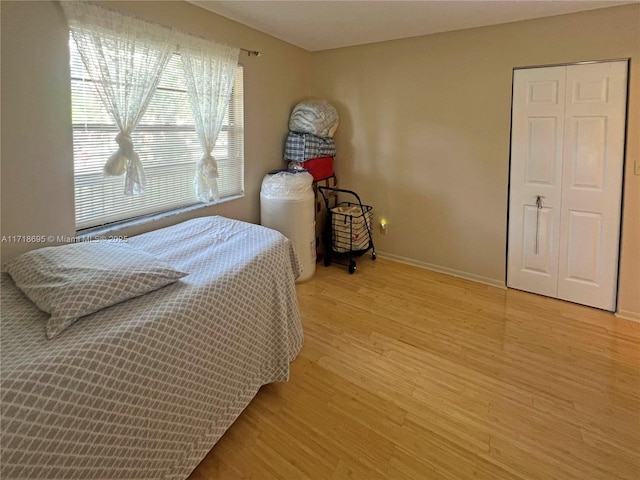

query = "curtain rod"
66;1;263;58
241;48;262;57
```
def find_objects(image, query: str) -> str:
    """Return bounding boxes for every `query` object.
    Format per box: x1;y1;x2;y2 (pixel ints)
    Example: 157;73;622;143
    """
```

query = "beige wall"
310;4;640;316
0;0;311;259
2;2;638;316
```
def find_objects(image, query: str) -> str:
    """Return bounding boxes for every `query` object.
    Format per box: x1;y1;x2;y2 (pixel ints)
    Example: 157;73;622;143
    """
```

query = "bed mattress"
0;216;304;479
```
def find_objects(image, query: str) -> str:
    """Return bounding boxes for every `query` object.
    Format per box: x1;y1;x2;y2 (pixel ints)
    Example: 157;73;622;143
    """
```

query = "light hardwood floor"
188;257;640;480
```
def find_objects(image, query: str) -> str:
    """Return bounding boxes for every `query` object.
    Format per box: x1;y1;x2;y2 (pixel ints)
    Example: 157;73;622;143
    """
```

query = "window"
70;37;244;231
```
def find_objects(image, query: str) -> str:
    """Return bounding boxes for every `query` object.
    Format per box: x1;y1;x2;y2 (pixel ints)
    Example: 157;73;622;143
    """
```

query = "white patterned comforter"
1;216;304;480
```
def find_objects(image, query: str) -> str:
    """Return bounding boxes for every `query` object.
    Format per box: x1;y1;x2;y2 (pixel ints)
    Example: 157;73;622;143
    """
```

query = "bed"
0;216;304;480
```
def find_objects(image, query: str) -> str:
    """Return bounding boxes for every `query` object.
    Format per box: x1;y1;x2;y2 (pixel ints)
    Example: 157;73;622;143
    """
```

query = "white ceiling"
188;0;635;52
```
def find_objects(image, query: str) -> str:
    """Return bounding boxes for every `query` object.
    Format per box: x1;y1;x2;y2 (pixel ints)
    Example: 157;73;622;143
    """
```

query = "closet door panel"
521;205;554;274
557;61;627;311
507;67;565;297
565;210;602;284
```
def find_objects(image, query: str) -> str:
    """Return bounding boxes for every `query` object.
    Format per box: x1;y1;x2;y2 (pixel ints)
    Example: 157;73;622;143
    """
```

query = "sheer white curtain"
177;33;239;202
62;2;174;195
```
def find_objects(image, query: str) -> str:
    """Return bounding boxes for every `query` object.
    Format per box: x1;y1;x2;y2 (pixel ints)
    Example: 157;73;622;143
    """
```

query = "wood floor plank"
188;257;640;479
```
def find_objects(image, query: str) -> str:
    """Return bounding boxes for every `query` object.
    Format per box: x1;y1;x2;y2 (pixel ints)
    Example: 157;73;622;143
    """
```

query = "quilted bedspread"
0;217;304;479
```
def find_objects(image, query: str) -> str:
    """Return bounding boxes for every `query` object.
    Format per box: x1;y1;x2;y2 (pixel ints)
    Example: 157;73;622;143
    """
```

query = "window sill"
76;194;244;240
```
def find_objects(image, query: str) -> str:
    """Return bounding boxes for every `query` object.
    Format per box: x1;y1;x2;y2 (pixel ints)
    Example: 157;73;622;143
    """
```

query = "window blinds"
70;38;244;231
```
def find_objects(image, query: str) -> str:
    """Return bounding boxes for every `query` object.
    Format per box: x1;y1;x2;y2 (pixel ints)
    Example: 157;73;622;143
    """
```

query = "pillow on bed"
4;241;188;339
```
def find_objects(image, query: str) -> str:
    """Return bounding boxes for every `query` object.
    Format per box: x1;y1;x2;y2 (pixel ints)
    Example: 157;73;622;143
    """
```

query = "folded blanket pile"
284;100;339;181
288;100;339;138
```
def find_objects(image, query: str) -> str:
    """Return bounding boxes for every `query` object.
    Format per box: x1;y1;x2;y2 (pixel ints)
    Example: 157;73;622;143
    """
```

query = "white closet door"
508;61;627;311
557;61;627;310
507;66;566;297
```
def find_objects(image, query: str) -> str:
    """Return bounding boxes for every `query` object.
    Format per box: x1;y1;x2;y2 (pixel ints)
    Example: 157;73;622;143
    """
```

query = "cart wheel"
372;251;377;261
348;260;357;274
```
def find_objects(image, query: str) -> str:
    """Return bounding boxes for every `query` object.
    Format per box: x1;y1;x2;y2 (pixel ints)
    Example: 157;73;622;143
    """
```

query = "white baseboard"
376;251;506;289
376;252;639;319
615;310;640;323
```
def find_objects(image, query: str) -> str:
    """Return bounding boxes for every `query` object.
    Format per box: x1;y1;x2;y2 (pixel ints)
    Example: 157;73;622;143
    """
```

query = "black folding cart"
318;187;376;274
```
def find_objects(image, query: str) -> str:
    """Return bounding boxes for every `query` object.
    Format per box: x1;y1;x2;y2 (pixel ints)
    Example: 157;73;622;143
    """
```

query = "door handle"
535;195;544;254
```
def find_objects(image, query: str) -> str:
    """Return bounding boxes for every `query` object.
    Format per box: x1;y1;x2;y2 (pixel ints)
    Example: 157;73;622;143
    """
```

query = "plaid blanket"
285;132;336;161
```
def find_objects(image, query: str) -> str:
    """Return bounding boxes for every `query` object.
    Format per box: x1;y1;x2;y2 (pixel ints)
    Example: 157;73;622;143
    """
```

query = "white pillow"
5;242;188;339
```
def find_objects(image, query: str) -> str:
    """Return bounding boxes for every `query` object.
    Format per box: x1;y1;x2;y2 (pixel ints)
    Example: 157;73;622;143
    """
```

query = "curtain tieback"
104;132;136;176
116;132;135;158
199;153;219;179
